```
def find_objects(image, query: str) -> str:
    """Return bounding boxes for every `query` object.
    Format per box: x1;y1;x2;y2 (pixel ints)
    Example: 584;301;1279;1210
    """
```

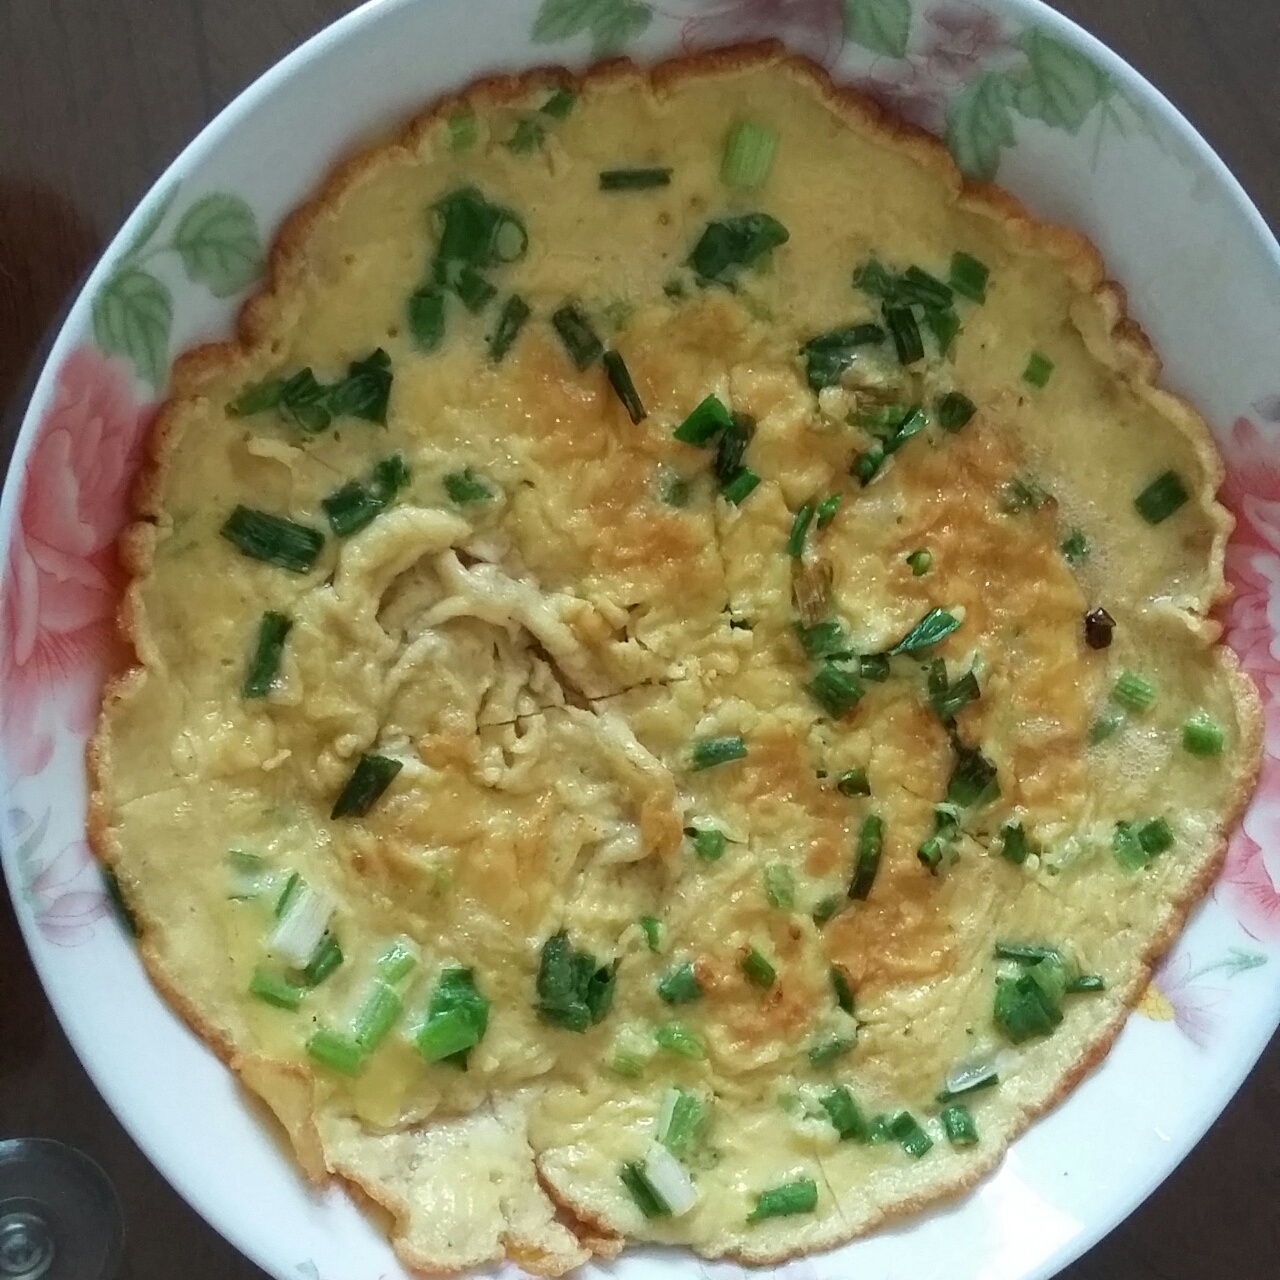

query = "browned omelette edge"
85;40;1264;1273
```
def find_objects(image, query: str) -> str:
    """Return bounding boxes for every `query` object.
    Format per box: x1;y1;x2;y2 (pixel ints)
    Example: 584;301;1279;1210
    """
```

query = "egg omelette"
89;45;1261;1275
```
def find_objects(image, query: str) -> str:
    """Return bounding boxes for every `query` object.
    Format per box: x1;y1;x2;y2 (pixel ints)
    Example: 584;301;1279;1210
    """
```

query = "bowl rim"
3;2;1278;1278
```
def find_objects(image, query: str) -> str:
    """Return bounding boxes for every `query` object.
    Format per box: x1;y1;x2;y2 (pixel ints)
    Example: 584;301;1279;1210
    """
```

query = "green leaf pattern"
1012;29;1112;135
532;0;652;56
946;73;1016;182
91;186;263;390
843;0;912;59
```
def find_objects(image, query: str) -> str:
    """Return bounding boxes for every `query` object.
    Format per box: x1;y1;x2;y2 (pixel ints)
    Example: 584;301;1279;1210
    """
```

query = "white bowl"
4;3;1279;1278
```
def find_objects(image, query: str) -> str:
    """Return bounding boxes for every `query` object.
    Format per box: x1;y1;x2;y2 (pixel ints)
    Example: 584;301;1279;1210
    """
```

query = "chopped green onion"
883;405;928;455
937;1061;999;1103
721;467;760;505
688;212;789;287
331;753;403;819
221;506;323;573
269;882;335;970
1140;816;1174;854
1112;821;1146;871
657;962;702;1005
995;941;1062;964
898;266;953;309
906;549;933;576
748;1178;818;1222
443;466;495;505
620;1162;671;1219
415;1008;484;1062
446;110;476;150
889;1111;934;1158
1000;821;1033;865
453;264;496;312
642;1146;698;1216
917;836;946;874
228;377;285;417
1134;470;1189;524
322;454;411;537
327;349;393;423
815;493;842;528
227;849;270;901
836;768;870;797
888;607;961;655
352;981;403;1051
1112;671;1156;713
655;1021;704;1060
929;665;980;723
658;1088;708;1158
551;303;604;370
306;1028;365;1077
603;349;646;423
800;323;885;390
249;966;305;1011
885;306;924;365
936;390;977;432
998;475;1052;513
540;87;576;118
507;117;544;153
658;471;692;507
302;933;344;987
812;895;842;926
740;947;777;989
1089;709;1125;743
808;1033;855;1068
850;814;883;900
599;166;673;190
946;742;999;808
941;1104;978;1147
274;871;302;919
787;502;815;558
686;824;726;862
1183;712;1225;757
419;966;491;1067
673;393;732;445
1068;973;1107;993
830;964;855;1014
1022;351;1054;387
852;258;896;297
1061;526;1089;565
852;445;885;485
721;120;777;188
408;286;447;352
713;413;752;484
607;1025;655;1077
994;972;1062;1042
949;251;990;302
488;294;531;361
926;307;961;355
820;1086;870;1141
690;734;747;770
272;368;332;433
764;863;795;910
242;611;292;699
807;662;864;718
860;654;891;682
639;916;663;952
376;938;418;983
536;931;617;1031
794;619;852;660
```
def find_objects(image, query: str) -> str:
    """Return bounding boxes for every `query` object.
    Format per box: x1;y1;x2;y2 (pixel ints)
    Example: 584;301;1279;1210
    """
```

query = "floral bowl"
3;2;1279;1279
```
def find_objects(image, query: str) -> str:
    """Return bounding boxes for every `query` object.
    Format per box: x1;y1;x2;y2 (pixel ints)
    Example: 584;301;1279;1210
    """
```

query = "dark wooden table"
2;2;1278;1277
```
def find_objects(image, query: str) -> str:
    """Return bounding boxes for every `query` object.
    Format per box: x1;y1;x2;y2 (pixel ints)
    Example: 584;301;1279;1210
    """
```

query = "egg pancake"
89;45;1261;1274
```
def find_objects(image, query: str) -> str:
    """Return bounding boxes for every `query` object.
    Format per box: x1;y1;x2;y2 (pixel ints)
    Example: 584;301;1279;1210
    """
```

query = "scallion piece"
889;1110;934;1158
551;303;604;370
273;368;332;433
1000;821;1033;865
641;1146;698;1217
836;768;870;797
673;393;732;445
800;323;885;390
228;377;285;417
242;611;292;699
688;212;789;287
443;466;494;505
352;981;403;1051
713;413;752;484
414;1007;483;1061
608;1026;655;1078
852;445;885;485
906;548;933;576
807;662;864;718
887;607;961;655
655;1022;704;1060
454;264;497;313
937;1060;999;1103
917;836;946;874
274;871;302;919
949;252;989;302
927;307;960;354
899;266;953;309
764;863;795;910
721;120;777;188
446;110;476;150
821;1086;869;1141
994;942;1061;964
620;1162;671;1219
994;972;1062;1042
929;665;980;723
1068;973;1107;993
1061;526;1089;565
1182;711;1225;756
507;117;544;153
1112;820;1146;871
946;742;999;808
721;467;760;505
852;258;896;297
1112;671;1156;714
488;294;530;361
536;931;617;1032
540;87;576;118
322;453;411;538
599;166;673;190
1140;816;1174;854
1089;709;1125;744
639;916;663;952
331;753;403;819
936;390;977;432
808;1034;855;1068
860;654;891;682
227;849;271;901
794;618;852;659
685;824;726;862
748;1178;818;1222
812;895;842;926
302;933;344;987
407;286;447;352
418;966;491;1066
306;1028;365;1077
690;734;747;770
830;964;855;1014
941;1103;978;1147
269;882;335;970
602;349;646;423
658;1088;708;1159
849;814;883;899
221;506;323;574
376;938;418;983
816;493;842;528
885;306;924;365
657;962;702;1005
787;502;815;558
740;947;777;989
1134;470;1189;524
249;966;304;1011
1022;351;1054;387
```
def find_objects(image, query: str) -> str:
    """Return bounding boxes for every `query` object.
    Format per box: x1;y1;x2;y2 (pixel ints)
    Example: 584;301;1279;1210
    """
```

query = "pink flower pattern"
1;347;150;777
675;0;846;67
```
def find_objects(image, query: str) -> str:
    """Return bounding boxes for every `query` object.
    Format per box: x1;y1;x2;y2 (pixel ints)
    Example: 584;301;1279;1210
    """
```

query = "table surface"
2;2;1278;1277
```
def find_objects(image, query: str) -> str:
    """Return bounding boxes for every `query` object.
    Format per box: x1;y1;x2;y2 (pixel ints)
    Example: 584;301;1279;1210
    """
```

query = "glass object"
0;1140;123;1280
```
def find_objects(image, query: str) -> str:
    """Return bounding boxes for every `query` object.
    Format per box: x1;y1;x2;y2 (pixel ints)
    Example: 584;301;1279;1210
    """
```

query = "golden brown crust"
86;39;1262;1275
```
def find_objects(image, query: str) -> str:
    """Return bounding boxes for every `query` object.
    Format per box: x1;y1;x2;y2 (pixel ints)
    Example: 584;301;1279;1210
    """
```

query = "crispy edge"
84;38;1263;1272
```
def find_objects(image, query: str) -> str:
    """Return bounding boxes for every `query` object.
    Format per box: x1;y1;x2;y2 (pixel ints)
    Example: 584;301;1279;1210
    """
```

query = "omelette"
89;45;1260;1275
